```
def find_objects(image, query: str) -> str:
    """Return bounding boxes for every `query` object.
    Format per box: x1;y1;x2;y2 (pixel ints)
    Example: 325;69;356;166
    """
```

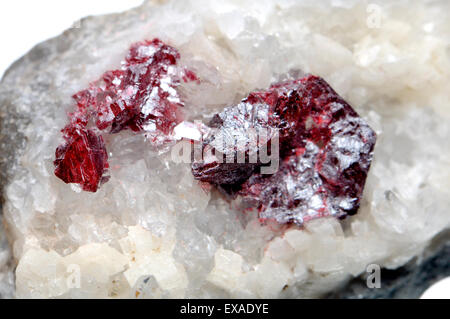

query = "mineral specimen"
54;38;195;191
1;0;449;300
192;76;376;225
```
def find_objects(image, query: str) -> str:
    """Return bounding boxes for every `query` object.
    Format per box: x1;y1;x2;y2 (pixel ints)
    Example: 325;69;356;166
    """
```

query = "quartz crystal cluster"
0;0;449;299
192;75;376;225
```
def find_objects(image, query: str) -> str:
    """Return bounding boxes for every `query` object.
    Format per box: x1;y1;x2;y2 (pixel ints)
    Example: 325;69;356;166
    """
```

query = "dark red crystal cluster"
54;39;193;192
54;39;376;226
192;75;376;225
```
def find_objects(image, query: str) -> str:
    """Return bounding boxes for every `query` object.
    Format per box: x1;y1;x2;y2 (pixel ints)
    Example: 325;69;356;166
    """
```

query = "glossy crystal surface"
192;76;376;224
54;39;191;191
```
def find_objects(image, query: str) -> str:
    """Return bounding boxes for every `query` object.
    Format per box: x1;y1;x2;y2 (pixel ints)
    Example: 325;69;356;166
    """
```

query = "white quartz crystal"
0;0;449;298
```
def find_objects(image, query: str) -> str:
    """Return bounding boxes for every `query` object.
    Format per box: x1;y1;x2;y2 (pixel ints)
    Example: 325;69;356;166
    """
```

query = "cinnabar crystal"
54;39;194;192
54;128;108;192
192;75;376;225
72;38;185;138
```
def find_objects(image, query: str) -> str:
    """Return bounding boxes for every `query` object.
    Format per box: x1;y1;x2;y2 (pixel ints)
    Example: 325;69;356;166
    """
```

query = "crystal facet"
192;75;376;224
54;39;194;191
54;128;108;192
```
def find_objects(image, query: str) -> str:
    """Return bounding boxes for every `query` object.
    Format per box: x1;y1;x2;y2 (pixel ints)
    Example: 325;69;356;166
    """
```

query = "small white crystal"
173;121;202;141
207;248;244;292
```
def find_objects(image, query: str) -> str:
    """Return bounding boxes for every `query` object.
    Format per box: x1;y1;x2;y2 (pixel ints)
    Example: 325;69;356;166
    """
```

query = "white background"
0;0;143;78
0;0;448;299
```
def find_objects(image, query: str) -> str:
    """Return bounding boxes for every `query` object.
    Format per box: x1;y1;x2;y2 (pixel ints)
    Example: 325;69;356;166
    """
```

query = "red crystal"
192;75;376;225
55;39;195;192
72;38;185;138
54;127;108;192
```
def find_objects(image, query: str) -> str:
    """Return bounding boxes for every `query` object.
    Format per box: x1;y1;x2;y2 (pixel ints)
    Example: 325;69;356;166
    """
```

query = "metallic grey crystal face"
193;76;377;225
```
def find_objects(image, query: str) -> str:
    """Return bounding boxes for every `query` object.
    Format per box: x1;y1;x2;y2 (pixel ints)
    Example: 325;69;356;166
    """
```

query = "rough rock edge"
327;230;450;299
0;1;448;299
